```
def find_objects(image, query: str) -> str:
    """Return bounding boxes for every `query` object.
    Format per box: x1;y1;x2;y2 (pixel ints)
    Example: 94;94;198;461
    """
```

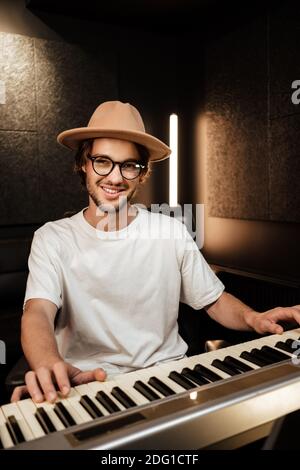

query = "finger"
266;307;300;323
25;371;44;403
52;362;71;396
93;368;107;382
71;368;106;386
256;318;283;335
35;367;57;403
11;385;29;402
290;308;300;323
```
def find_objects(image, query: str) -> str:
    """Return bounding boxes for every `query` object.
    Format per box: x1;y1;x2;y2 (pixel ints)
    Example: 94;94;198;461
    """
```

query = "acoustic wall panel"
0;130;39;224
206;111;269;220
37;132;88;221
269;115;300;222
205;6;300;223
205;17;269;221
0;32;117;225
0;33;36;131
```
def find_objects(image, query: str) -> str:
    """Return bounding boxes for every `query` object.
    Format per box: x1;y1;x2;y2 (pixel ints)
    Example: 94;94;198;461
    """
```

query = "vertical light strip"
169;113;178;207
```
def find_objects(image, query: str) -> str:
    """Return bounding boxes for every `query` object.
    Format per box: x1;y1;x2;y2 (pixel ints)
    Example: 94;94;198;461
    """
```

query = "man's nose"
107;164;124;184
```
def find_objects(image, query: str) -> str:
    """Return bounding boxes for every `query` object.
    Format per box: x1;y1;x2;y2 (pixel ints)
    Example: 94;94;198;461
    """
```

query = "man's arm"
206;291;300;334
21;298;60;371
11;298;106;403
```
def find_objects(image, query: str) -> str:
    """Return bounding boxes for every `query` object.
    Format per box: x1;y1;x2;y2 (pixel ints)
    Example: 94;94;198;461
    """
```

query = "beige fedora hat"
57;101;171;162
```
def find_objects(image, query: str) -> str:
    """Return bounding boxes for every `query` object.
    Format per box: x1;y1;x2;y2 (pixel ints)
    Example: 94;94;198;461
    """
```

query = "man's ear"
139;169;148;184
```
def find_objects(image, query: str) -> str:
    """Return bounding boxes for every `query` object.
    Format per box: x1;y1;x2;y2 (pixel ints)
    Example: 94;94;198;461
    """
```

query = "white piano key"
113;371;166;400
186;355;231;380
35;401;65;431
132;365;190;394
0;407;14;448
99;380;138;410
36;389;85;427
16;398;45;439
112;375;153;406
1;402;34;442
60;389;93;423
207;342;260;367
55;389;88;425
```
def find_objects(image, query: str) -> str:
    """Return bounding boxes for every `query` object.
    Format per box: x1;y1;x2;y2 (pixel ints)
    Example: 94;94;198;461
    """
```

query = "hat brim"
57;128;171;162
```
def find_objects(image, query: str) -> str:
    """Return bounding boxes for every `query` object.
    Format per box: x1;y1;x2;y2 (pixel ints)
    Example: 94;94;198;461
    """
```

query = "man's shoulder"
34;210;82;240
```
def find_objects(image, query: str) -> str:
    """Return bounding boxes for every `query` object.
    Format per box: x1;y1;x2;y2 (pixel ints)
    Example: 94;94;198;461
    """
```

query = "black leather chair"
0;237;32;403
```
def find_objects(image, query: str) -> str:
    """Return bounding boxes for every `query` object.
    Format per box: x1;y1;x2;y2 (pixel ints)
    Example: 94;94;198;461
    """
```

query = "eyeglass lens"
92;157;142;180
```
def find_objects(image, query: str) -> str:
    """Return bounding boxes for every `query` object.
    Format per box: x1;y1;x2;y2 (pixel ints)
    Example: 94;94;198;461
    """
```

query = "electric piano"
1;328;300;450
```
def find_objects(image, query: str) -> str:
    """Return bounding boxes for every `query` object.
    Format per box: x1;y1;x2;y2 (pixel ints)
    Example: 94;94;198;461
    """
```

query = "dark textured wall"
205;17;269;221
0;32;117;225
2;1;300;283
0;2;175;230
178;3;300;281
205;8;300;223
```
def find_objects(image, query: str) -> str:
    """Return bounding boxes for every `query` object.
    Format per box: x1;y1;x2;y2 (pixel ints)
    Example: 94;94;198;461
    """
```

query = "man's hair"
74;139;151;186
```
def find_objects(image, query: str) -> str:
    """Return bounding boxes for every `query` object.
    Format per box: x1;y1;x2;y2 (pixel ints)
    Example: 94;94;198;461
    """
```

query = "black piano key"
250;348;276;364
95;390;121;413
148;377;176;397
134;380;160;401
181;368;210;386
54;402;76;427
253;347;283;364
6;416;25;444
111;387;137;409
285;338;300;352
35;407;56;434
0;436;3;449
194;364;223;382
168;371;197;390
211;358;242;376
275;341;295;354
240;351;266;367
223;356;254;372
79;395;104;419
261;346;291;362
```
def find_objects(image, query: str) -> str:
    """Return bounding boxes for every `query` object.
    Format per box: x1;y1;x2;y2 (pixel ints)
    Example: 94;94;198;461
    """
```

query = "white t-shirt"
24;206;224;377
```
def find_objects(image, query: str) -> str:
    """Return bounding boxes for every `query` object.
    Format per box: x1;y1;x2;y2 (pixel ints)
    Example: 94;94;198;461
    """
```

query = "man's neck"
83;203;138;232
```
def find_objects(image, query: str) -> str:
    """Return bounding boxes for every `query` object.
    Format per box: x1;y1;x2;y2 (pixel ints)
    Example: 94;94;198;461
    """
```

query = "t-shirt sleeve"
179;227;224;309
24;230;62;310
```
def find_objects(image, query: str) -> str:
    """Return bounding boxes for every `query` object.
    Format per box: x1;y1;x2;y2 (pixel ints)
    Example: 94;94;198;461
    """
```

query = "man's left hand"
245;306;300;334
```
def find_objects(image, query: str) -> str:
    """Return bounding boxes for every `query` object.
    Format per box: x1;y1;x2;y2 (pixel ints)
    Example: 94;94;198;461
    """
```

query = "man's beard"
87;180;136;214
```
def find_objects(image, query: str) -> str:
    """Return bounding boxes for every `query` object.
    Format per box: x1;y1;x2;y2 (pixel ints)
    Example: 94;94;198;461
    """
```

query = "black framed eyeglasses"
87;155;146;180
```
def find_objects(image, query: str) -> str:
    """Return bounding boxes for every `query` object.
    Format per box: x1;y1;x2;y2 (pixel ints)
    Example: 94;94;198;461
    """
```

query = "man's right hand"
10;360;106;403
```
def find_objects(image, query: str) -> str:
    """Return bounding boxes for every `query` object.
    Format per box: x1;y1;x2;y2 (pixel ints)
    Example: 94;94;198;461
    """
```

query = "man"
12;101;300;403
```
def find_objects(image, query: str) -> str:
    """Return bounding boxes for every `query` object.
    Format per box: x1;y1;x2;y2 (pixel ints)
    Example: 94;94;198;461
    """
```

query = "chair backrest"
0;238;31;307
0;237;32;403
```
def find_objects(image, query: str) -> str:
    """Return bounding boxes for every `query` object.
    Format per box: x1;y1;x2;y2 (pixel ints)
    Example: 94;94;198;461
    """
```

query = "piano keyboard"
1;328;300;450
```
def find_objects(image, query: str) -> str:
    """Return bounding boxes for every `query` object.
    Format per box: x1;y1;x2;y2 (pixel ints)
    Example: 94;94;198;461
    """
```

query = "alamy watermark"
0;340;6;364
291;80;300;104
291;339;300;365
95;200;205;249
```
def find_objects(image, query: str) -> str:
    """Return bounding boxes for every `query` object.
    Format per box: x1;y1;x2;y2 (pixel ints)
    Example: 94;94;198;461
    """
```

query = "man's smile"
99;184;127;200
